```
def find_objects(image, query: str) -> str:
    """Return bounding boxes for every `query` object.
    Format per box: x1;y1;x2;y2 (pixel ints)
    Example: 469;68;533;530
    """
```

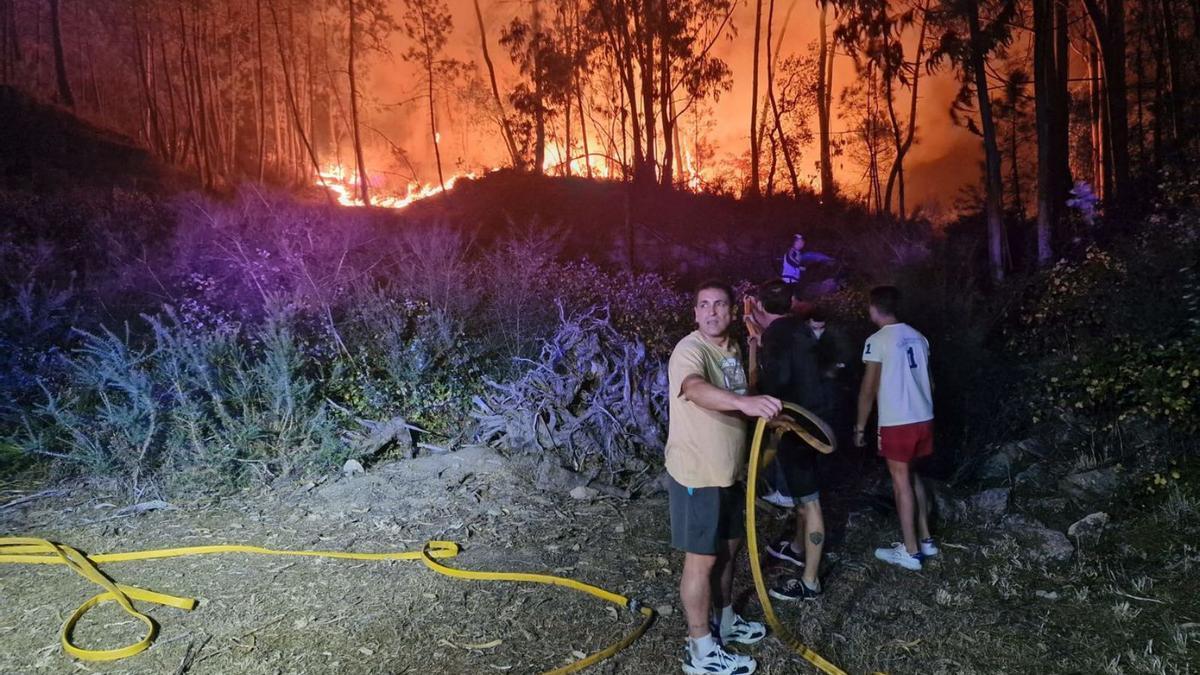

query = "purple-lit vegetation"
0;188;697;495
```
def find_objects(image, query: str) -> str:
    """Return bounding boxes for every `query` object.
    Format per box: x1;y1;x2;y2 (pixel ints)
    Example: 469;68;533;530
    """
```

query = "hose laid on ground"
0;536;653;673
745;402;850;675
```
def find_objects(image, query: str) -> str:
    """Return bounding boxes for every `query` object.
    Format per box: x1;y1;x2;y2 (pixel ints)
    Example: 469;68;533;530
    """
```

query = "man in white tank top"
853;286;940;571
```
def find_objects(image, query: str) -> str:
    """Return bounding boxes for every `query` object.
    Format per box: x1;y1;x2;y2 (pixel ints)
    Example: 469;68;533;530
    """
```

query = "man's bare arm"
681;374;781;419
854;361;882;445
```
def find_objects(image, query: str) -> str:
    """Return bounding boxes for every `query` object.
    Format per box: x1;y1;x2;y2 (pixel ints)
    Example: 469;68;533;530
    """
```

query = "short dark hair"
807;306;828;323
694;279;734;306
869;286;900;317
758;279;793;315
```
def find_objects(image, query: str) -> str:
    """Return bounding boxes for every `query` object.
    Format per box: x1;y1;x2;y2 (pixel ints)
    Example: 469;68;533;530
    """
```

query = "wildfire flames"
317;145;708;209
316;164;497;209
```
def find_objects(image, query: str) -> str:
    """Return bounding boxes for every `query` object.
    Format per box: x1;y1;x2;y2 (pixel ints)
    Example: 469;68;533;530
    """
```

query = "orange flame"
316;164;497;209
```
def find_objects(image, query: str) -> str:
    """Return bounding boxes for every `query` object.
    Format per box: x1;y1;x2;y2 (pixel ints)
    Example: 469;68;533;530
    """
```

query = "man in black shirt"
748;280;828;601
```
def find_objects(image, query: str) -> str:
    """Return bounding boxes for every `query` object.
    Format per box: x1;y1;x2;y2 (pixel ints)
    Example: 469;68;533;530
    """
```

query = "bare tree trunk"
883;7;926;220
347;0;369;203
1082;0;1130;205
578;78;593;178
474;0;520;168
967;0;1006;282
533;0;546;174
1158;0;1182;143
270;1;329;199
257;0;266;181
658;0;673;187
48;0;73;107
1;0;22;85
633;0;656;184
749;0;763;197
1034;0;1061;266
418;9;445;190
817;0;835;203
766;0;799;197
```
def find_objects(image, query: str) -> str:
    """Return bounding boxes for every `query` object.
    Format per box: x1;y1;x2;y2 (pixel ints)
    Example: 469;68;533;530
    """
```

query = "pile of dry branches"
471;306;667;485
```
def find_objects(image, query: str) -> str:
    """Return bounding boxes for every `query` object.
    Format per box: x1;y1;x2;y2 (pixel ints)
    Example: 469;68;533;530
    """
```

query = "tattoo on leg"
809;532;824;546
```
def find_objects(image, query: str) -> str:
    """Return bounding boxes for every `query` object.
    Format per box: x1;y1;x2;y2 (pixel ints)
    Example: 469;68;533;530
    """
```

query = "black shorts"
667;476;746;555
778;433;820;502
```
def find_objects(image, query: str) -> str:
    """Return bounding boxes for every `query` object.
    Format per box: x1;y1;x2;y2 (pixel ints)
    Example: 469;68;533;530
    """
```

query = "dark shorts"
878;420;934;463
777;433;820;502
667;476;746;555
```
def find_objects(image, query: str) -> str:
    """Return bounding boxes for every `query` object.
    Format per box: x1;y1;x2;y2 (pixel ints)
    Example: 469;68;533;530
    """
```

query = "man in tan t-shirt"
666;280;782;675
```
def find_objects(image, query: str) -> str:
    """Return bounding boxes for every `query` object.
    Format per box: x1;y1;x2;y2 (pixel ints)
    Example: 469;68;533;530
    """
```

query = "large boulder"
1059;467;1125;504
1067;512;1110;541
1003;514;1074;563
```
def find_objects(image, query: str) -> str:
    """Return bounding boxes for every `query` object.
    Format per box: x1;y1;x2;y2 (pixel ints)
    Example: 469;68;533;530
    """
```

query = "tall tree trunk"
749;0;763;197
1158;0;1182;143
257;0;266;181
816;0;835;202
578;77;592;178
1087;39;1105;198
1010;105;1022;216
474;0;520;168
658;0;673;187
1034;0;1064;266
1082;0;1130;205
884;5;927;220
347;0;369;203
1;0;22;84
48;0;73;107
634;0;656;184
270;2;328;198
967;0;1006;282
766;0;800;197
419;11;445;190
533;0;546;174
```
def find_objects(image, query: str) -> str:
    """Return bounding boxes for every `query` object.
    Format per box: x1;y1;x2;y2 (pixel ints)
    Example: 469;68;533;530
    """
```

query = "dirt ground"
1;446;1197;675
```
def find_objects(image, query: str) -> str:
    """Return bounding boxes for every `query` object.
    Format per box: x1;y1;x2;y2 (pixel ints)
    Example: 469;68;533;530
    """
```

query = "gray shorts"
667;476;746;555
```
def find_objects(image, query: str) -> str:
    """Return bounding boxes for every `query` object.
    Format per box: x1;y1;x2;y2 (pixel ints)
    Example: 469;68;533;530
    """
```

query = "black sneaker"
768;578;822;602
765;540;805;568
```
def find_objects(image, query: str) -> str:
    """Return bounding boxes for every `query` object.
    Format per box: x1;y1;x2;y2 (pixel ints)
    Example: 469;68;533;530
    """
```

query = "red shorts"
878;420;934;463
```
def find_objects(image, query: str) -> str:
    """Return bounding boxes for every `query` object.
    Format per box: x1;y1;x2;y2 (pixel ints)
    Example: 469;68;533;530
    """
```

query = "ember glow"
317;165;496;209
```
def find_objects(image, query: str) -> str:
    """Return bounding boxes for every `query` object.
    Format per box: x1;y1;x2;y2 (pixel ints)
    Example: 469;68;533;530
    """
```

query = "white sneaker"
682;645;758;675
919;537;939;558
760;489;795;508
874;542;922;571
718;613;767;645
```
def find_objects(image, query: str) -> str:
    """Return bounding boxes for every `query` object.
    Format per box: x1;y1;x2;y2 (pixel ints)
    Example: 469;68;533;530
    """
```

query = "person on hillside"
747;280;830;600
667;280;781;675
780;233;835;284
854;286;939;571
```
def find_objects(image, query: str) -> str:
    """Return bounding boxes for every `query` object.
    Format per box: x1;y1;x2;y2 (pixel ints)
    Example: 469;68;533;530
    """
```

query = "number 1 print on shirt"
906;346;917;368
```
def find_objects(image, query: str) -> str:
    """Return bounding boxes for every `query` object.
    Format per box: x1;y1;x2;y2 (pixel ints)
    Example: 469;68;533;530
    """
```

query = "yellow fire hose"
2;403;872;673
0;536;653;672
745;402;852;675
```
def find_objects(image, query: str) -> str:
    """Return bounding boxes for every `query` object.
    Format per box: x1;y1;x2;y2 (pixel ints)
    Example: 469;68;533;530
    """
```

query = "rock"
934;491;968;522
1060;467;1124;503
1067;512;1110;540
535;458;588;493
976;444;1020;482
637;471;671;496
341;459;365;476
1003;514;1074;563
569;485;600;501
1014;464;1052;493
654;605;674;617
968;488;1011;521
1034;590;1060;601
115;500;173;516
